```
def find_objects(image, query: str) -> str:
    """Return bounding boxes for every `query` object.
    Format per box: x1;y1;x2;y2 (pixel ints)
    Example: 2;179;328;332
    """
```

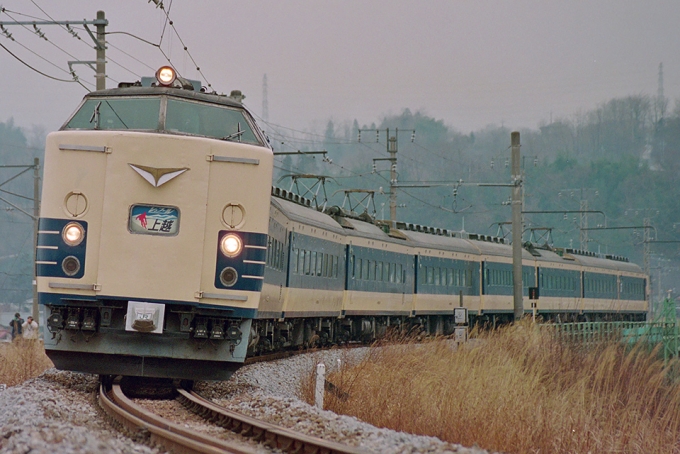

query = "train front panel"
37;94;273;379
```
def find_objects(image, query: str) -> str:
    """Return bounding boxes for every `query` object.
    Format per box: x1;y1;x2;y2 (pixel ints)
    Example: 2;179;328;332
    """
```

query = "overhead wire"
150;0;212;89
0;41;84;84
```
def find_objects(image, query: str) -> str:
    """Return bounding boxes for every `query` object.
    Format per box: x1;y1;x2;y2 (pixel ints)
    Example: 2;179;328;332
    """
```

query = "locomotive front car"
37;68;272;379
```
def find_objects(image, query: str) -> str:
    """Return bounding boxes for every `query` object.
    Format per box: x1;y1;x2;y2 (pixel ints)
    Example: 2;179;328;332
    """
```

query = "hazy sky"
1;0;679;135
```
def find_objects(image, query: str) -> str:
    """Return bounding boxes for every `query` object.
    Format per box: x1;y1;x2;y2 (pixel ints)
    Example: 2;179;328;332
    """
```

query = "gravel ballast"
0;348;490;453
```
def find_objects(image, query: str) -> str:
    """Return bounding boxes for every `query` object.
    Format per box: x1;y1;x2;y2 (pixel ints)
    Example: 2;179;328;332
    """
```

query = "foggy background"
0;1;678;133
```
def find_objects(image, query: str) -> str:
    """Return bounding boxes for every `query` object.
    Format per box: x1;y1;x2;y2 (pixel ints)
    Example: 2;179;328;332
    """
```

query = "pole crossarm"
394;181;515;188
0;19;107;49
273;150;327;156
582;225;658;241
0;11;107;89
0;20;107;26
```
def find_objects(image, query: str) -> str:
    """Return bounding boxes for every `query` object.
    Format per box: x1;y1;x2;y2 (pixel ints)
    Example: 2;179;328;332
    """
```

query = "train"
36;66;648;380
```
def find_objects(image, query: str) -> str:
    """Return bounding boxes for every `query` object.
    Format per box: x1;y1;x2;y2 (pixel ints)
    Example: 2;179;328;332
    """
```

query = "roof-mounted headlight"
156;66;176;86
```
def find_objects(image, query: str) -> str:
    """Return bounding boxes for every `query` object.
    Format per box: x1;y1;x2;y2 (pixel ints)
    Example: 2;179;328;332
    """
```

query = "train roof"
271;196;346;235
83;87;245;108
568;253;643;273
270;191;644;273
399;230;481;254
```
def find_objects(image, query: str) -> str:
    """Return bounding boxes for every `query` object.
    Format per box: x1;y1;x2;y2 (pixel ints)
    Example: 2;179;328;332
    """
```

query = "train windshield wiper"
221;122;243;142
89;101;102;129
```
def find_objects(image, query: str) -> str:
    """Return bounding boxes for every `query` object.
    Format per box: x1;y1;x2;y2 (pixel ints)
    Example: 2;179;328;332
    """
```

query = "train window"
376;262;383;282
434;268;440;286
165;99;261;144
368;260;375;281
426;267;433;285
316;253;323;276
362;259;370;280
390;263;396;283
299;250;304;274
64;97;161;130
310;252;317;276
334;256;339;278
396;264;402;283
291;248;299;274
304;250;311;275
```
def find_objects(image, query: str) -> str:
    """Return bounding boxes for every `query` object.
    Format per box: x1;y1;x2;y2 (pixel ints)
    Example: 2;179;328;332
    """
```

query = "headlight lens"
63;222;85;246
220;234;243;257
156;66;176;86
219;267;238;287
62;256;81;276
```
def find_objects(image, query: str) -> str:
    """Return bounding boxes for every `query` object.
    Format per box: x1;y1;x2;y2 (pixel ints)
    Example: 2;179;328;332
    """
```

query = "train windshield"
64;98;161;130
165;99;260;145
63;96;262;145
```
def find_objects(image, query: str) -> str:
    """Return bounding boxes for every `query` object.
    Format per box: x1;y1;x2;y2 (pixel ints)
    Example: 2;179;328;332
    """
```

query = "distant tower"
657;62;666;122
262;73;269;122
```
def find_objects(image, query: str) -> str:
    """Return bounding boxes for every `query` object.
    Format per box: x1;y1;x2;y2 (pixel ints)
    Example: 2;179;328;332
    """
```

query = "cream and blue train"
37;67;647;380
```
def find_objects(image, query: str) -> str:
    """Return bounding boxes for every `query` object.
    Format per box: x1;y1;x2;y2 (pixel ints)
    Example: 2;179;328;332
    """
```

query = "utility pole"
558;188;599;250
95;11;106;90
0;11;108;89
33;158;40;323
363;128;415;228
388;135;397;227
262;74;269;122
511;132;523;321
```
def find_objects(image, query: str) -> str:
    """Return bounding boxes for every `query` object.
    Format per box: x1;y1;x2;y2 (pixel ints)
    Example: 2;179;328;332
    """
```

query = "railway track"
99;378;366;454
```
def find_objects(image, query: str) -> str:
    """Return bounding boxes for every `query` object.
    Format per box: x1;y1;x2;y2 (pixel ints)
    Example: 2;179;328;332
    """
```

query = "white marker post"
315;363;325;410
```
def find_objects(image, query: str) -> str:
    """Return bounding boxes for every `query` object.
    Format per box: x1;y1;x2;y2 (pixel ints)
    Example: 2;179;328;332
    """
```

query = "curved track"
99;379;365;454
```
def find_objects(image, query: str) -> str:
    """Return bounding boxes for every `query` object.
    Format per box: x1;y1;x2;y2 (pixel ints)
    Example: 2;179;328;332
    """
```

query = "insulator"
357;131;361;142
490;159;494;169
66;24;81;40
505;158;509;168
372;163;376;173
411;131;416;142
376;131;380;142
391;164;396;172
533;158;538;167
1;25;14;41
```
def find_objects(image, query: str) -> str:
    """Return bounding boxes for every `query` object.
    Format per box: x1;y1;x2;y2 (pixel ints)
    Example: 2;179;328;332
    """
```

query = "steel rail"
98;381;254;454
178;385;367;454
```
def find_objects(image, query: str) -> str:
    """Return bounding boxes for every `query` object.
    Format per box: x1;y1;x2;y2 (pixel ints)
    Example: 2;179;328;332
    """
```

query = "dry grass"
0;339;53;387
301;322;680;453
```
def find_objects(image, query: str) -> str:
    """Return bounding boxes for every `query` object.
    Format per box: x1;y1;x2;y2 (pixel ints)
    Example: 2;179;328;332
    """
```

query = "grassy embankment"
302;322;680;453
0;340;53;387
